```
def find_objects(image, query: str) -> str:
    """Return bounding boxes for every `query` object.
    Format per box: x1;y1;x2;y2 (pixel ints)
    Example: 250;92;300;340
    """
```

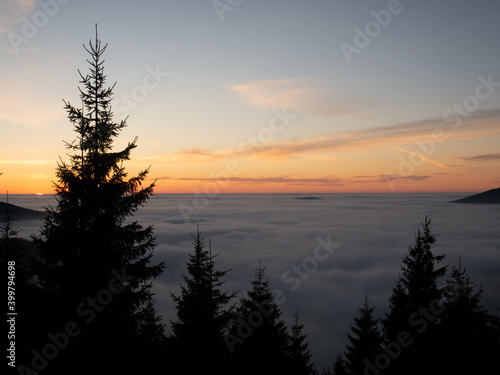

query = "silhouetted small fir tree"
436;258;500;374
288;311;314;375
332;354;348;375
0;193;18;238
230;262;291;375
30;27;165;375
0;193;28;285
382;217;447;375
400;217;446;308
345;295;382;375
169;228;238;375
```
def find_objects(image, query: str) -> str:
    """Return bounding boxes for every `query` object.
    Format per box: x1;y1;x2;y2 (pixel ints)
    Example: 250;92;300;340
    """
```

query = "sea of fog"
7;193;500;370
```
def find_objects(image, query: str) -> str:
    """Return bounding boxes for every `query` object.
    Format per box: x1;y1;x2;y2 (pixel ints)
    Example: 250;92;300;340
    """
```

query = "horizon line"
1;191;481;196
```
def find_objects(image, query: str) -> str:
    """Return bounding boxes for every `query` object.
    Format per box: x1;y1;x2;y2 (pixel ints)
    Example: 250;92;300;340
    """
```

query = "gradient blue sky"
1;0;499;193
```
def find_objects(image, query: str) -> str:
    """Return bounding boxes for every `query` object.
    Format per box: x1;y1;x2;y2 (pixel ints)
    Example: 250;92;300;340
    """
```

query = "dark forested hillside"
0;202;46;221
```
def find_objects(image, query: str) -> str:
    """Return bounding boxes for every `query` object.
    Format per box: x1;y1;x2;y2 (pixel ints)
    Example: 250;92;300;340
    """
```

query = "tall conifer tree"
169;228;237;375
382;217;446;375
437;258;500;374
31;27;165;374
288;311;314;375
400;217;446;308
345;296;382;375
231;263;291;375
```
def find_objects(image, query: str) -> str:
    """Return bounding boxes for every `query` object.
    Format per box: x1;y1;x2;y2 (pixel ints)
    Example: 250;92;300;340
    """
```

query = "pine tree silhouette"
332;353;348;375
231;262;291;375
288;311;314;375
0;192;20;255
437;258;500;374
382;217;447;375
30;26;165;374
169;227;238;375
400;217;446;308
345;295;382;375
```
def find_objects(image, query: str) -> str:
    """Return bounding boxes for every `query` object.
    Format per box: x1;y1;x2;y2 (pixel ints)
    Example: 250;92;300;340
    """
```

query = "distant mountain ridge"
0;202;46;221
450;187;500;204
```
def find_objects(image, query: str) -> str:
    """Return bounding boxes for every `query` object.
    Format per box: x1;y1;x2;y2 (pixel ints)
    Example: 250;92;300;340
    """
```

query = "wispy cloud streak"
172;108;500;162
226;77;376;117
456;153;500;162
393;146;447;169
0;0;36;35
154;174;433;187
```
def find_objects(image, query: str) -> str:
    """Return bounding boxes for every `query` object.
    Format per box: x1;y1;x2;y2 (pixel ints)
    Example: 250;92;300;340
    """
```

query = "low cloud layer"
13;193;500;370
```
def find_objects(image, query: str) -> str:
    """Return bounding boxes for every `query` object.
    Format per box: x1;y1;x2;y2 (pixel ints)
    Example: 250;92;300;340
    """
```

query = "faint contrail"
393;146;447;169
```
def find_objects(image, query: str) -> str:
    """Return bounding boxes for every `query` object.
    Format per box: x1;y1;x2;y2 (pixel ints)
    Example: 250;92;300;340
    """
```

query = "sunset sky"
1;0;499;194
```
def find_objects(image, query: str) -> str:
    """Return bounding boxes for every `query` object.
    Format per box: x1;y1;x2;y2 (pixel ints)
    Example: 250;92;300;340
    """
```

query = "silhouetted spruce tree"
31;28;165;375
0;193;20;261
332;354;348;375
436;258;500;374
231;263;291;375
168;228;238;375
288;311;314;375
0;193;17;232
345;295;382;375
400;217;446;307
382;217;447;375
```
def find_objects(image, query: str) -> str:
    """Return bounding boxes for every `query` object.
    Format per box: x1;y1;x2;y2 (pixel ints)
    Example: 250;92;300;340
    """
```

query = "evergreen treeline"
330;218;500;375
1;30;499;375
166;231;314;375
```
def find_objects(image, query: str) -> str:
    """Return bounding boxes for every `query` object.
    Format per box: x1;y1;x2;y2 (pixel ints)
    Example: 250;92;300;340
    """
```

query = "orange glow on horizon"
0;184;493;195
1;151;498;195
150;180;492;195
0;170;496;195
